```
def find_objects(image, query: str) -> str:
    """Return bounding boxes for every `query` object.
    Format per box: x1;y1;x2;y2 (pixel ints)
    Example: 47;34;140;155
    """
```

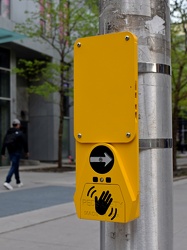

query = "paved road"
0;167;76;218
0;185;74;217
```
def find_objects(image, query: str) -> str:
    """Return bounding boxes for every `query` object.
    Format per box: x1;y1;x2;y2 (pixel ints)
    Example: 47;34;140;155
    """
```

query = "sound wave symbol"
87;186;97;198
108;207;117;220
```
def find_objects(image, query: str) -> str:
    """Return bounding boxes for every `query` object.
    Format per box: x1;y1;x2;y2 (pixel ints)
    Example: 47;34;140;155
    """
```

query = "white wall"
11;0;39;24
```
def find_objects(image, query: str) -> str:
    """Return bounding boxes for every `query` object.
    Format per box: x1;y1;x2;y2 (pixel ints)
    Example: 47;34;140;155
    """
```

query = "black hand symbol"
95;191;113;215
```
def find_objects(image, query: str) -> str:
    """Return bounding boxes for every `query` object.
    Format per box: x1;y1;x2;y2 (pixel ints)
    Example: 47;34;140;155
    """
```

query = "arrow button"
90;152;112;167
90;145;114;174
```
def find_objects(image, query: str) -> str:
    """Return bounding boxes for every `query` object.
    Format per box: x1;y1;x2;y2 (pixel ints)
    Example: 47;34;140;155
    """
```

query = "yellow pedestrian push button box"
74;31;139;223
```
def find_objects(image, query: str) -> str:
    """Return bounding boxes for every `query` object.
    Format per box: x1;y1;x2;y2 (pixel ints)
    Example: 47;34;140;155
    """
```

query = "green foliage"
14;0;98;167
171;0;187;170
13;59;47;81
15;0;99;57
171;0;187;114
14;0;98;100
28;82;59;98
13;59;62;98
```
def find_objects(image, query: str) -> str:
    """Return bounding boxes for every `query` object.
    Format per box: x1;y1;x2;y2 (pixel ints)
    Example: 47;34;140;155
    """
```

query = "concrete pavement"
173;179;187;250
0;204;99;250
0;166;99;250
0;163;186;250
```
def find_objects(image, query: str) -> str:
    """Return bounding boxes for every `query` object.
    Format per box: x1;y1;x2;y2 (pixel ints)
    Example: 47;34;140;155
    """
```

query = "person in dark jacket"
1;119;29;190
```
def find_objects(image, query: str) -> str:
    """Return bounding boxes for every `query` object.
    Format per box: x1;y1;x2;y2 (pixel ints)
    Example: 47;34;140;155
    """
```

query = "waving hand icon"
95;191;113;215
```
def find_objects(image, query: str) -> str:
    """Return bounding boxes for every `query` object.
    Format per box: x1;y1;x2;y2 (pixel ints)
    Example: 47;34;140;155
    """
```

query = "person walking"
1;119;29;190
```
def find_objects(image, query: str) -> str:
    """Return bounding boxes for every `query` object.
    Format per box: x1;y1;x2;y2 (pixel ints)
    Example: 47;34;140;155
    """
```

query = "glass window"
0;99;10;166
0;48;10;68
0;70;10;97
0;0;10;18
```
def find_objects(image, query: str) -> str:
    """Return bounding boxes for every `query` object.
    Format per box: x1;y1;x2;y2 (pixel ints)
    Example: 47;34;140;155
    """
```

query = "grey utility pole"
99;0;173;250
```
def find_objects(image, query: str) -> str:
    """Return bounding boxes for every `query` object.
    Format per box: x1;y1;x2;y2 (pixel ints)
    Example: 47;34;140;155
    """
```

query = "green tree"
170;0;187;171
15;0;98;168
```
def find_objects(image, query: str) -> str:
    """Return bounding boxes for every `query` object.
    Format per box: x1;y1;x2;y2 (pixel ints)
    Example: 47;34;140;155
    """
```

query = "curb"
0;202;75;234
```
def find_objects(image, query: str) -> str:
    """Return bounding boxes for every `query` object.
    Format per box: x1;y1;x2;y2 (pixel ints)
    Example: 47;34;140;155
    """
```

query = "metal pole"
100;221;105;250
99;0;173;249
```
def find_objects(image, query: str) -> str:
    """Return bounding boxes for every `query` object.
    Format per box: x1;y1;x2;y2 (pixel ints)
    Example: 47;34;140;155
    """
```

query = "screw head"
77;133;82;138
125;36;130;41
100;178;104;182
77;42;81;47
126;132;131;138
99;157;103;162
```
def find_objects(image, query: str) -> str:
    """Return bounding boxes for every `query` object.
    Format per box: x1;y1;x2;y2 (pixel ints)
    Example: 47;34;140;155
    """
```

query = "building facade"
0;0;74;165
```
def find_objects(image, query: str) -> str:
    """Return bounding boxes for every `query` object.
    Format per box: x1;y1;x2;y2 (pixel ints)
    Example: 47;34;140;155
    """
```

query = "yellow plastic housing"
74;32;139;223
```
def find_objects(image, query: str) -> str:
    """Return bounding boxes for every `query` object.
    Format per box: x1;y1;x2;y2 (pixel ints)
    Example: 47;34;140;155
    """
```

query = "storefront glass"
0;47;10;166
0;99;10;166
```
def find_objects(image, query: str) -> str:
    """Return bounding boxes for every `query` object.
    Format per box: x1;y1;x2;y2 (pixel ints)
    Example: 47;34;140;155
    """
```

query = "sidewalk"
0;160;186;250
0;165;99;250
0;204;99;250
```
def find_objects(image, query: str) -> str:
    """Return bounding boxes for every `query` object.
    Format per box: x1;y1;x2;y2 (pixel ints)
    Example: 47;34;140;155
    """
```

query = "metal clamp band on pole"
138;62;171;75
139;138;172;149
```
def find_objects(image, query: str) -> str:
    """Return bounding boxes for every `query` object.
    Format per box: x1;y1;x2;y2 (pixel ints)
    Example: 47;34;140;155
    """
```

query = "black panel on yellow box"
74;32;139;223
